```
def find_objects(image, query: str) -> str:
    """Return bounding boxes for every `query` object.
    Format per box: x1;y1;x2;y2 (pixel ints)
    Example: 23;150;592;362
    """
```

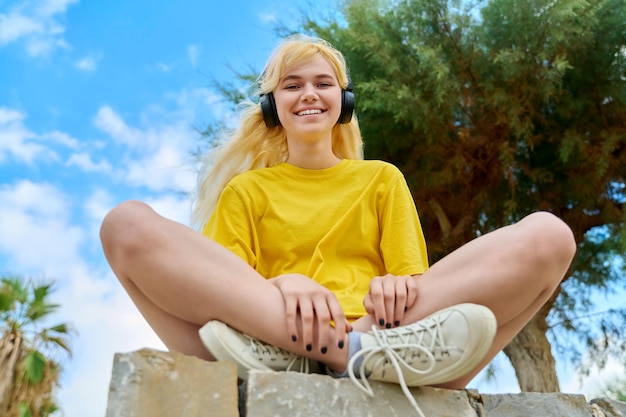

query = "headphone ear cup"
262;87;353;127
260;93;280;128
338;89;355;124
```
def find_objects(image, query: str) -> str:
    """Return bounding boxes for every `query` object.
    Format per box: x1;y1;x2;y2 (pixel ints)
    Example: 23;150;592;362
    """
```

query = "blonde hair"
192;35;363;228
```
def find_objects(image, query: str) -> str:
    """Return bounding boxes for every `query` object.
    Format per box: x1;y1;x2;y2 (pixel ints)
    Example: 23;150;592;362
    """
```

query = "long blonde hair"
192;35;363;228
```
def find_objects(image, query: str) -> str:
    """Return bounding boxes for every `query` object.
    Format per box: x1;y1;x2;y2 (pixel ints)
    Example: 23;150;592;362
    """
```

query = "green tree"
202;0;626;392
0;276;72;417
303;0;626;392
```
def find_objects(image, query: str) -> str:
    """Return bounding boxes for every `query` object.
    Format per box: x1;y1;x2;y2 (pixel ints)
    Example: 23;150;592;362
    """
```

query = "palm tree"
0;276;72;417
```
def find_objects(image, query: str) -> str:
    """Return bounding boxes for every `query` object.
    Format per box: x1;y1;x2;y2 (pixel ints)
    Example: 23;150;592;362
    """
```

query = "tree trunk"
503;299;560;392
0;330;22;414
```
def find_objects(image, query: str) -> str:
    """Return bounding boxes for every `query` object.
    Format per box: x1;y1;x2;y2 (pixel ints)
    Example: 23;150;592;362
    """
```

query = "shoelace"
246;335;312;373
348;316;450;417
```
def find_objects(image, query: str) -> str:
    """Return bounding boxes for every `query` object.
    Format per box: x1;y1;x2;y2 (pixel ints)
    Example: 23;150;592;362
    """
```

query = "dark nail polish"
385;323;392;329
306;344;312;352
338;340;344;349
394;320;400;327
379;318;385;326
321;347;327;354
291;335;297;342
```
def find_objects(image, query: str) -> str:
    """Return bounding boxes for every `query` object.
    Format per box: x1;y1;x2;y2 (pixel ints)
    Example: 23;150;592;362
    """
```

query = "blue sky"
0;1;622;416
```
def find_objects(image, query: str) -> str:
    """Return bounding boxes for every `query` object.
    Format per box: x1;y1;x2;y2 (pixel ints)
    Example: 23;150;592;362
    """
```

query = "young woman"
100;35;576;414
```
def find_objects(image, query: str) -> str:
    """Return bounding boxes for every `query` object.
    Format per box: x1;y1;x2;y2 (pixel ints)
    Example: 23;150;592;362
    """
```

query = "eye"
285;84;300;90
318;81;335;88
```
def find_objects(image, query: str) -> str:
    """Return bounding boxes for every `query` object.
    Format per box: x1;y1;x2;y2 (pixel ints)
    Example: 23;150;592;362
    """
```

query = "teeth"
297;109;322;116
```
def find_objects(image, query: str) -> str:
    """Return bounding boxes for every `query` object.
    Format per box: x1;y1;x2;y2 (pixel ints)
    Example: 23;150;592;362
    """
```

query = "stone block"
103;351;625;417
244;370;477;417
590;397;626;417
481;392;591;417
105;349;238;417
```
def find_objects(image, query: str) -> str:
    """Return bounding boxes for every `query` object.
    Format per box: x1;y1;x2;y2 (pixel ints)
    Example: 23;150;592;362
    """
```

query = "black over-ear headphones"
260;81;355;128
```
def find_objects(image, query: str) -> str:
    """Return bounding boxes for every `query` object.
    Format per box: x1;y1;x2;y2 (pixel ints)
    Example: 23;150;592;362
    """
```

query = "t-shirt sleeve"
201;184;257;268
379;171;429;276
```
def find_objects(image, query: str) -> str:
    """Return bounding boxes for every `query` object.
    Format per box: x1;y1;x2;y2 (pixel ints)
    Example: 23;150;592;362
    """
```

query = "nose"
301;84;318;102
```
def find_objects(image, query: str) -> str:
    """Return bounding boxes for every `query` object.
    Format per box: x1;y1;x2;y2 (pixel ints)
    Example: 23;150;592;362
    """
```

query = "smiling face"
272;55;342;143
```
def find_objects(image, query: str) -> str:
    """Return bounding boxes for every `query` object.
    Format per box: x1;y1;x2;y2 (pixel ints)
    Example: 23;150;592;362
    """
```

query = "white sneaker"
348;303;497;416
199;320;320;380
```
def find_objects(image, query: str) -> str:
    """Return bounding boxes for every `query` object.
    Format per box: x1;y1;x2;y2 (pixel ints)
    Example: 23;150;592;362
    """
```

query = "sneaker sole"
198;320;273;380
404;303;497;386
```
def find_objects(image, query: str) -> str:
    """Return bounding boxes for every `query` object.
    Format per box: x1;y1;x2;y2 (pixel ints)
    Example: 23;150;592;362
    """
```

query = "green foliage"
17;403;33;417
21;351;46;385
200;0;626;386
299;0;626;374
1;276;72;417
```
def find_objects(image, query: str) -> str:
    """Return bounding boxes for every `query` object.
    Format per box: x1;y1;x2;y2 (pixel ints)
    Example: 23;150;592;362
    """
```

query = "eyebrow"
280;73;336;83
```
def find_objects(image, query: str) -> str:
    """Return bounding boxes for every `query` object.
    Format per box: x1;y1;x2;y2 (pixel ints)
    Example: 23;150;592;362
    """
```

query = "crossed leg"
100;201;576;384
350;211;576;387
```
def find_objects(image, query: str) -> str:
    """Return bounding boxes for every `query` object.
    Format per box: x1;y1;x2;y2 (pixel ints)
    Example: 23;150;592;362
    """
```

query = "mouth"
296;109;324;116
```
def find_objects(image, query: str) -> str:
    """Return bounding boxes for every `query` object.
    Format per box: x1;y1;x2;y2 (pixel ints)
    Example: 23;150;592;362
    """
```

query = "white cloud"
55;192;186;417
168;86;233;130
0;13;42;44
0;84;229;417
258;12;278;24
36;0;79;16
82;188;114;251
0;0;78;56
155;62;171;73
44;130;80;148
188;44;200;68
58;284;165;417
0;106;90;166
0;180;84;273
93;106;143;147
125;127;196;192
145;193;193;226
75;52;102;72
93;105;198;193
0;107;50;164
561;356;626;398
0;178;173;417
66;152;112;173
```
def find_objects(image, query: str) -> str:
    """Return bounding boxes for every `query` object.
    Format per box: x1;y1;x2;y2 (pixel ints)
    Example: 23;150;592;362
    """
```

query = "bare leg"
102;203;574;385
351;211;576;388
100;201;349;369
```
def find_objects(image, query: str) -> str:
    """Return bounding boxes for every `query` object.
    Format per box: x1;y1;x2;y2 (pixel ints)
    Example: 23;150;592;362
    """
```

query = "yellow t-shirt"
202;159;429;320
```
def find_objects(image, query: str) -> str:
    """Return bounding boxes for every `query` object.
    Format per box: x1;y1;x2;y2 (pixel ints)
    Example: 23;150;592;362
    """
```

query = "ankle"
323;344;350;375
326;331;363;378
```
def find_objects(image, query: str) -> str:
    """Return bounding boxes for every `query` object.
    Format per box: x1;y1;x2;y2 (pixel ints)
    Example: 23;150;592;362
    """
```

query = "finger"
393;278;408;327
406;275;419;310
312;296;332;354
326;294;348;350
369;277;386;328
382;277;396;329
298;299;315;353
284;296;300;343
363;293;375;316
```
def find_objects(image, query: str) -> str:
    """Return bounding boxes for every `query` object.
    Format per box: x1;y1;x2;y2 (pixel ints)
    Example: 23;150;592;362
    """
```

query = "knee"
100;200;156;259
519;211;577;269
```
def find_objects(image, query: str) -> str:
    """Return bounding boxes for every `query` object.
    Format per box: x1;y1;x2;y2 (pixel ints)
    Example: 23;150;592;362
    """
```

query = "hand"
363;274;420;328
269;273;350;354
